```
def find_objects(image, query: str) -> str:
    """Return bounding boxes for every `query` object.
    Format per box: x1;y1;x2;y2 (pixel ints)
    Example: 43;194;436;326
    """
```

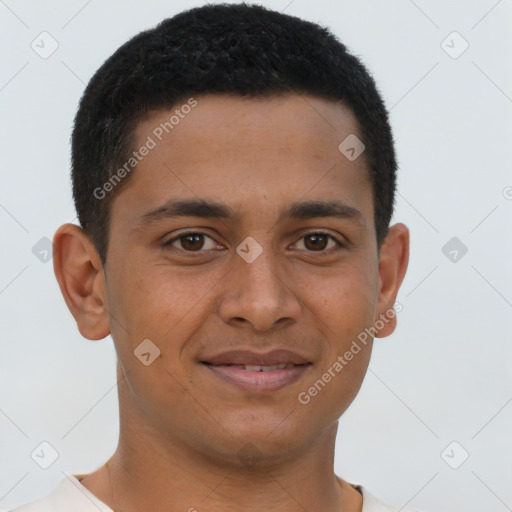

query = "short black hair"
71;2;397;263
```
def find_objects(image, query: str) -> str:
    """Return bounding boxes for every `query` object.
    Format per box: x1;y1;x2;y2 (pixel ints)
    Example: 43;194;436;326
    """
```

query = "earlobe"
374;223;409;338
53;224;111;340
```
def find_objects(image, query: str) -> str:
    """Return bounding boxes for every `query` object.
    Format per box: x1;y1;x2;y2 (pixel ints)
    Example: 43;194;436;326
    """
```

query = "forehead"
136;93;364;158
113;93;373;229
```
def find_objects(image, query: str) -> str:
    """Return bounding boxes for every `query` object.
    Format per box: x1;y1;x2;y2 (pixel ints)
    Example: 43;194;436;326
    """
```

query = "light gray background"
1;1;511;511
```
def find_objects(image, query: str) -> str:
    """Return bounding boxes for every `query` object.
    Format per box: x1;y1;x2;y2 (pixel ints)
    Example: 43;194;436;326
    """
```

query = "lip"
200;349;312;392
202;349;310;366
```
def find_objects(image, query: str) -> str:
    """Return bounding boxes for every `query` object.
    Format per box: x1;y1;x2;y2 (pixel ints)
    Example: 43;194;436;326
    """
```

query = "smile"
201;360;312;392
219;363;296;371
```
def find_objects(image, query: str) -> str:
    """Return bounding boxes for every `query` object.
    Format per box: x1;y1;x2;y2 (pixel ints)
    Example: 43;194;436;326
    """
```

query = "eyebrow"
138;198;365;227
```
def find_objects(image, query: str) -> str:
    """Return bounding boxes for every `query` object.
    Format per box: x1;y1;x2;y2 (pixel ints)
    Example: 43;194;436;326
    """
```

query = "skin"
53;93;409;512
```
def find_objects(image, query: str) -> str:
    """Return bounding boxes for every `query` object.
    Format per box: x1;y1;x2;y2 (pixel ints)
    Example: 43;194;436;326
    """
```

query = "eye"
163;230;344;254
164;232;220;252
292;231;344;252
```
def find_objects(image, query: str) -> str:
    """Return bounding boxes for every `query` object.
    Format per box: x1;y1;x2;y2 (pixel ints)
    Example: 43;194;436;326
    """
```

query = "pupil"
179;234;328;251
307;234;327;250
183;234;203;250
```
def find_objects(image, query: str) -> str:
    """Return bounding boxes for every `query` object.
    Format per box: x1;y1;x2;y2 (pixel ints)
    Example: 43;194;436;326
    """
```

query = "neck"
80;377;362;512
92;430;362;512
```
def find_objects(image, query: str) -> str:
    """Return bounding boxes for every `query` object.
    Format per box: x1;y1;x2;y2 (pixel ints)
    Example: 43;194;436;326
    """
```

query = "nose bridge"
241;238;282;289
237;234;286;300
218;234;301;331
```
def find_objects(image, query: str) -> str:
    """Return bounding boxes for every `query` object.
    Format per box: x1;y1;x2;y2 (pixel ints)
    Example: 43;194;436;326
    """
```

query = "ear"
374;223;409;338
53;224;110;340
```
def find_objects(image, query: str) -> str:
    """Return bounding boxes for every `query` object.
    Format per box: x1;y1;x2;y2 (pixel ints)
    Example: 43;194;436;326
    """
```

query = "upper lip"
201;349;311;366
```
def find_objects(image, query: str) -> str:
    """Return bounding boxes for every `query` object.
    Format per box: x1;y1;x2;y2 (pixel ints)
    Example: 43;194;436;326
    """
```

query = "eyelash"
163;230;345;255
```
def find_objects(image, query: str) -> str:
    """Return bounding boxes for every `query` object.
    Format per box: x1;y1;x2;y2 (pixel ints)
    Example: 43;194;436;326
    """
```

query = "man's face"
103;93;384;464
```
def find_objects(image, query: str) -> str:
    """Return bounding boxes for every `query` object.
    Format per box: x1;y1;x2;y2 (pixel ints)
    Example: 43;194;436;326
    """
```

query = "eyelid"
163;230;223;251
291;229;346;253
163;229;346;254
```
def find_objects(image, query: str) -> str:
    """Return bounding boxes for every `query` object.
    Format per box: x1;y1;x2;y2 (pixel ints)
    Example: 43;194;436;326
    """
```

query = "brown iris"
303;233;329;251
180;233;205;251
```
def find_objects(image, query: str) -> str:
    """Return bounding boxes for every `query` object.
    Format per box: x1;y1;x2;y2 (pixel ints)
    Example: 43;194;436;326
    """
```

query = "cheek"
310;257;379;337
105;259;216;356
300;257;378;402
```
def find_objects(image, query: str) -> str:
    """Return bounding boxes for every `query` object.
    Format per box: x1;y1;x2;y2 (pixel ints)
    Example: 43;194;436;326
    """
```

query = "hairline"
93;92;383;264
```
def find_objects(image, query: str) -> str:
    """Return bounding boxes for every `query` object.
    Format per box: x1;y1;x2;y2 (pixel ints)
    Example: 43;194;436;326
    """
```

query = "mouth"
200;350;312;392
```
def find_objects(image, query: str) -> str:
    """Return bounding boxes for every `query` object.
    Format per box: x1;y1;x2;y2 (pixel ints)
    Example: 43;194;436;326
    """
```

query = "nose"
217;239;302;333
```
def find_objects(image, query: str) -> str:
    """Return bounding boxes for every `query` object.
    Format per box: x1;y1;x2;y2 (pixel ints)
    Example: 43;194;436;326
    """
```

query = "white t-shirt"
7;473;424;512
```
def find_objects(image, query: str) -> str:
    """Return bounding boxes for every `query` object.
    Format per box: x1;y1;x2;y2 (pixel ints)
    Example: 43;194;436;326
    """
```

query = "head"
54;3;408;468
71;2;397;263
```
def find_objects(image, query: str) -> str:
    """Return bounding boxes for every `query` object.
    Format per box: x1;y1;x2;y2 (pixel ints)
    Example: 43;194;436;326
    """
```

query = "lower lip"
203;364;310;392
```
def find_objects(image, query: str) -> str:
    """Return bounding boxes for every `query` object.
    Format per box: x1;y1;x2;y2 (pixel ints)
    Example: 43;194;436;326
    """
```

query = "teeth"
243;363;294;371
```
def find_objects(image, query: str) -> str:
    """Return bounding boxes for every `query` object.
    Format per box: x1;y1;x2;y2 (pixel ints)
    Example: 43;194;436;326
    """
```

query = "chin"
206;438;306;471
190;413;326;470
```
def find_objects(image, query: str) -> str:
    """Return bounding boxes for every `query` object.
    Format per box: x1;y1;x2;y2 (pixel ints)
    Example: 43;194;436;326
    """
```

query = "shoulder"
8;488;57;512
7;474;112;512
351;483;427;512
